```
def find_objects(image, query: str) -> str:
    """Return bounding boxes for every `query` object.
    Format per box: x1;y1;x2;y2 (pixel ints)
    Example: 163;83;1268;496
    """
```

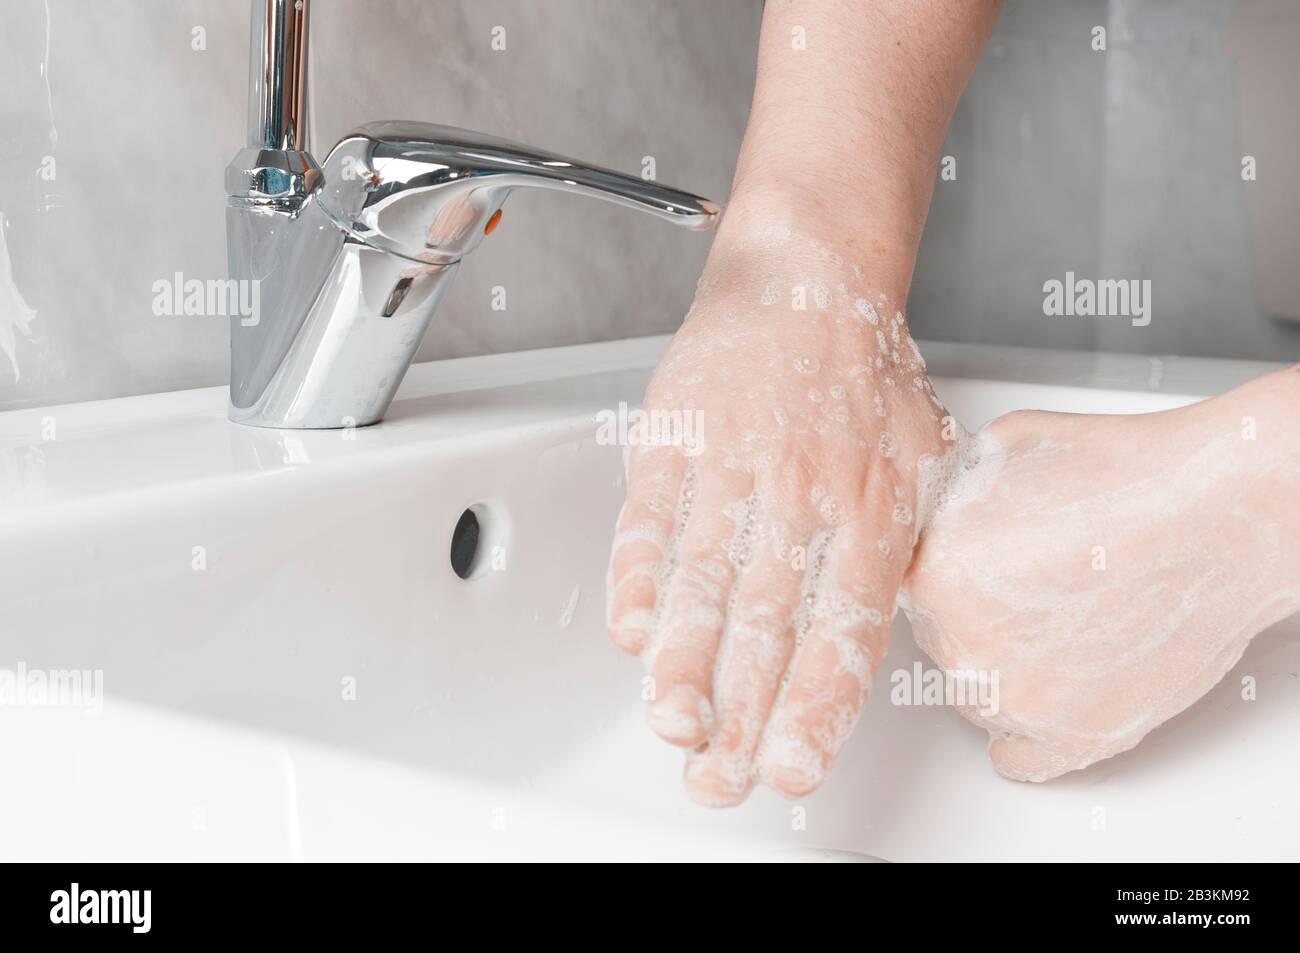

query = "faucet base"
226;195;460;430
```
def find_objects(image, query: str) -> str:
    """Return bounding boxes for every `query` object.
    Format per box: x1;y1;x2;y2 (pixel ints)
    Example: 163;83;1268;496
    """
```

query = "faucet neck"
227;0;319;207
247;0;310;153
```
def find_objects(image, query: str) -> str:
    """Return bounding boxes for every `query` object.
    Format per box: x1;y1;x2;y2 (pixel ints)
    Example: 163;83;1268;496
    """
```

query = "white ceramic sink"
1;337;1296;861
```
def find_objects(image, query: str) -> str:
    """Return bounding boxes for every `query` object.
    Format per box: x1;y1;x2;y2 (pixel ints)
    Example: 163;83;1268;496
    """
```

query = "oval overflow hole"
450;508;481;579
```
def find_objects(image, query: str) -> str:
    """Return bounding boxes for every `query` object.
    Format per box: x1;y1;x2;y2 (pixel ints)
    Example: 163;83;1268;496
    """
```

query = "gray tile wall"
910;0;1300;361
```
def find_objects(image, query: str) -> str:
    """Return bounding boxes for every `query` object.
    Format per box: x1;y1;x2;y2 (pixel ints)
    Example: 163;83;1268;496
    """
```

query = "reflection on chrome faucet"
225;0;720;429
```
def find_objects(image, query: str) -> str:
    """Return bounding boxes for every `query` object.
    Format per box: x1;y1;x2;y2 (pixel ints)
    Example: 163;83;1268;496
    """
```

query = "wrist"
1215;367;1300;558
701;191;921;311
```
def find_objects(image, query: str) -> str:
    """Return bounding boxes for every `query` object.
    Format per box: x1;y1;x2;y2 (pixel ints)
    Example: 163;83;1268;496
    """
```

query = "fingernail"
683;753;752;807
759;736;826;797
646;685;715;746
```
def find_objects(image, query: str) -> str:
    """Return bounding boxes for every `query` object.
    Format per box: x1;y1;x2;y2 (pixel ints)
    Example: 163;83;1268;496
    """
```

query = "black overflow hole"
450;508;481;579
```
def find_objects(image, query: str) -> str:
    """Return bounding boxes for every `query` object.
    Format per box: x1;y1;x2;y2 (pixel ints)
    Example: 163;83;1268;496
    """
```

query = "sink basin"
1;336;1296;861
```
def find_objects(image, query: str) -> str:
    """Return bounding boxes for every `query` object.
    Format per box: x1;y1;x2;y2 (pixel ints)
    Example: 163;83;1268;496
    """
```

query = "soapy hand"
606;229;953;805
900;369;1300;781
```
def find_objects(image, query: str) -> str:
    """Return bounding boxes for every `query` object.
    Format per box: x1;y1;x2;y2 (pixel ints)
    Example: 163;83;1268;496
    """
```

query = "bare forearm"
717;0;1001;292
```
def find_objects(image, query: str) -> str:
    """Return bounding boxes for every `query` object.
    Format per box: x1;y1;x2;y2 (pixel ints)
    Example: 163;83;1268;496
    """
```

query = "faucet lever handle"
317;121;721;263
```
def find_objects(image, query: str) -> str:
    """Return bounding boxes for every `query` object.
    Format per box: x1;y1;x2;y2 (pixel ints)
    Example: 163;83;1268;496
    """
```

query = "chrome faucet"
226;0;720;428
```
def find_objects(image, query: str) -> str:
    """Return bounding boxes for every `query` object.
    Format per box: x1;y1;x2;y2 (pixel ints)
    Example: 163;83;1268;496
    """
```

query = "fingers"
606;446;688;655
645;467;755;747
610;445;915;800
757;517;905;797
682;534;803;806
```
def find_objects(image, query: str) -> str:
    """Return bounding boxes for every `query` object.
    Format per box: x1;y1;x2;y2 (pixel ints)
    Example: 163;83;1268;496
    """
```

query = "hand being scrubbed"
606;229;956;805
900;367;1300;781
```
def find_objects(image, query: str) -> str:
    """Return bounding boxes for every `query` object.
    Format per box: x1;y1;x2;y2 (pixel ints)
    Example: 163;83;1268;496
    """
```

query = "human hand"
605;226;955;805
900;369;1300;780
